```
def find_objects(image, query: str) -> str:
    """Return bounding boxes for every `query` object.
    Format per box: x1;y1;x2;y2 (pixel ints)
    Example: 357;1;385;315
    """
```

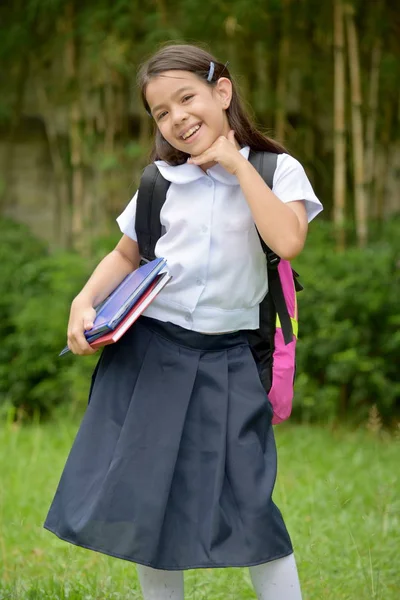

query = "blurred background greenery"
0;0;399;425
1;3;399;599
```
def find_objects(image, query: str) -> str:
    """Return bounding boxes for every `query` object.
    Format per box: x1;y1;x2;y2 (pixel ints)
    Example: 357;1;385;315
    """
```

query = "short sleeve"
116;191;138;241
273;154;323;222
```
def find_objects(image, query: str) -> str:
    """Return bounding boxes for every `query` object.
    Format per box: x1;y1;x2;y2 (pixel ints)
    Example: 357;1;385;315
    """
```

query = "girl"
44;44;322;599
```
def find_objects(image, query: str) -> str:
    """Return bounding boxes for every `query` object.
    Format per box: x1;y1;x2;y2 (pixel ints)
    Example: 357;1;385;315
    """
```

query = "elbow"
274;236;305;261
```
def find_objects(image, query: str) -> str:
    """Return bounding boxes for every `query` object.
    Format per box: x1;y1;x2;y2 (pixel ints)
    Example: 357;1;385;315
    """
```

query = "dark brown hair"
137;44;286;165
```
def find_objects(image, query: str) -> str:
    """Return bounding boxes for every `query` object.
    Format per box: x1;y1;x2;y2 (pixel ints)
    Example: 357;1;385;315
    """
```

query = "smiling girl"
44;44;322;600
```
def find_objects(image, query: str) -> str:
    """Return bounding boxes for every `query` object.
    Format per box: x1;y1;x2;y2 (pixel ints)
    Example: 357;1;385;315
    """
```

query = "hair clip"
207;61;215;82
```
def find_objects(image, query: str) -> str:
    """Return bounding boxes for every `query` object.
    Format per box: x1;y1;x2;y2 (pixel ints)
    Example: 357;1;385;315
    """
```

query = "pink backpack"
246;250;300;424
136;151;302;424
269;260;299;423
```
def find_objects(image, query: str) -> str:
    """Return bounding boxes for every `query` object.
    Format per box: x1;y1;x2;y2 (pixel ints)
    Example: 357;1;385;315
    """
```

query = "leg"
249;553;302;600
136;564;184;600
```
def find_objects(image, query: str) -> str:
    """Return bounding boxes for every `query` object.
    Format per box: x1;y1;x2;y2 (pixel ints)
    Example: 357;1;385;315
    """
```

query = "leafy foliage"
293;220;400;424
1;0;399;235
0;218;97;419
0;217;398;424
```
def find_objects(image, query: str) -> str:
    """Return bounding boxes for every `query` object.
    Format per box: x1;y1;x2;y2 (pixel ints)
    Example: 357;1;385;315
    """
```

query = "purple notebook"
86;257;167;338
59;258;167;356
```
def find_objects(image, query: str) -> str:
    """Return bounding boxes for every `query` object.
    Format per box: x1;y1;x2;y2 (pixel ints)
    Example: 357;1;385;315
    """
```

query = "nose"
171;105;188;127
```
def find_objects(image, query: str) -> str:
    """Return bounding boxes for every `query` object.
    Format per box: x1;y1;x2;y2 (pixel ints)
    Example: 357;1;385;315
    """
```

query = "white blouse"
117;147;322;333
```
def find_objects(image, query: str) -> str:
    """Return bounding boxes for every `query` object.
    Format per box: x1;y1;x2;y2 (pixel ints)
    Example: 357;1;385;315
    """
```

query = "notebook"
59;257;169;356
90;272;172;349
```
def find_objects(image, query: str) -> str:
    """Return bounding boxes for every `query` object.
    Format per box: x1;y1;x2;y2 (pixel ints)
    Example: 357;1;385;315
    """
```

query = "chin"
191;140;213;157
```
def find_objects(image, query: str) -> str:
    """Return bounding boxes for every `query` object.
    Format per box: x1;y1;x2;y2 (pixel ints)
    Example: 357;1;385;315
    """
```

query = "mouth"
180;123;202;143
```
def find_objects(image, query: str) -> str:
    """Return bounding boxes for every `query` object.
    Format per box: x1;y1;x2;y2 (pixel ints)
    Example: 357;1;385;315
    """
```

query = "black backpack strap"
249;150;294;345
248;149;277;190
248;150;278;260
267;266;294;345
135;164;170;261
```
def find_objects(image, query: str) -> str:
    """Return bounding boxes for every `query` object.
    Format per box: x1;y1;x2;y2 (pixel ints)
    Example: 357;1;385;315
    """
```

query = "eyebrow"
151;86;194;115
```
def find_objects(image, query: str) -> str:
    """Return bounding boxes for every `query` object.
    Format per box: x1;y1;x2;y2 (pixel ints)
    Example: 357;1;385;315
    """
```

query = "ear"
214;77;232;110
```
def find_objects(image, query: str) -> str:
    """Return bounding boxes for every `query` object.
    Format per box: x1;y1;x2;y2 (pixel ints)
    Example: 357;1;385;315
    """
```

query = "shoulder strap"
248;150;278;260
135;164;170;261
248;149;277;190
249;150;294;345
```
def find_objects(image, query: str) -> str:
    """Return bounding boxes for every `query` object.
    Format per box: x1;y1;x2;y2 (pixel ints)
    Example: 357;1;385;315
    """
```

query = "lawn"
0;417;398;599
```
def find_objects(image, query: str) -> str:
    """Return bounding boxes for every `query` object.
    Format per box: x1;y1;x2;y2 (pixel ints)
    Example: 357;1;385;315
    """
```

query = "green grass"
0;418;399;599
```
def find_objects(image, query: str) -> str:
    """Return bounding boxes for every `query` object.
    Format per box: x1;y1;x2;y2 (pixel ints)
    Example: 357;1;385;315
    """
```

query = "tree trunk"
104;81;116;156
275;0;290;143
225;16;239;86
34;74;71;248
365;39;382;220
0;59;29;213
155;0;168;26
64;1;85;252
333;0;346;250
254;41;269;122
374;101;394;221
70;100;85;251
345;4;367;247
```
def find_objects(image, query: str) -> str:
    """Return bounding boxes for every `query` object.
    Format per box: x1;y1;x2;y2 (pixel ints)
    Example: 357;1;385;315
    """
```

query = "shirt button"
185;313;191;322
205;178;213;187
196;278;203;286
201;225;208;233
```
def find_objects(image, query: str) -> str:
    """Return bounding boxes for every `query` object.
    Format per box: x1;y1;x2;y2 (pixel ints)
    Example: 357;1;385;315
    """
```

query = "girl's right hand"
67;296;98;355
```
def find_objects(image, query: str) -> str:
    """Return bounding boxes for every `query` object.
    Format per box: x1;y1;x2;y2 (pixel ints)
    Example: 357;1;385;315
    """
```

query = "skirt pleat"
44;316;293;570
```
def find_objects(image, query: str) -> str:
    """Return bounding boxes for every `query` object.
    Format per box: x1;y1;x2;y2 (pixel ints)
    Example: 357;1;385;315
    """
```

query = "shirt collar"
155;146;250;186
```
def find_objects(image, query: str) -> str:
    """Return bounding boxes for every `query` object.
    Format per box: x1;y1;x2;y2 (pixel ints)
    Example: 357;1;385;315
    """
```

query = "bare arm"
76;235;140;306
68;235;140;355
188;132;309;260
235;160;308;260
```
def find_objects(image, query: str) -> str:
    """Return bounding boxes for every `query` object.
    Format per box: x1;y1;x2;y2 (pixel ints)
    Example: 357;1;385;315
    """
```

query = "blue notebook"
60;257;167;356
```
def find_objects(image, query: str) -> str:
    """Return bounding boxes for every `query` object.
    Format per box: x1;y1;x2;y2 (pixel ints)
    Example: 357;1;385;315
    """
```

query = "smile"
181;123;202;141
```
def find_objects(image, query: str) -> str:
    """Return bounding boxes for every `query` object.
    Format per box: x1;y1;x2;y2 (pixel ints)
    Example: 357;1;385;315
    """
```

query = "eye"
156;111;167;121
182;94;194;103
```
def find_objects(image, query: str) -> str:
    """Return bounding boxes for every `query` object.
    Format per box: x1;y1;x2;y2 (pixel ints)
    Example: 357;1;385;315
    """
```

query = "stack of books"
60;257;171;355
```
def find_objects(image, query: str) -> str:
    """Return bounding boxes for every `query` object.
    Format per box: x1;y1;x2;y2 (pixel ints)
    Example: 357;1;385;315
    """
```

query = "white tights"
137;553;302;599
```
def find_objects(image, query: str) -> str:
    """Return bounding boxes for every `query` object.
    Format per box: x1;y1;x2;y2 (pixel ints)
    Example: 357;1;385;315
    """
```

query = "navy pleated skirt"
44;316;293;570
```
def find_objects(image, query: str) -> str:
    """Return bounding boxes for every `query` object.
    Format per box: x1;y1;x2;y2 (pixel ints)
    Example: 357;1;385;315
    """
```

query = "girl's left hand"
188;130;246;175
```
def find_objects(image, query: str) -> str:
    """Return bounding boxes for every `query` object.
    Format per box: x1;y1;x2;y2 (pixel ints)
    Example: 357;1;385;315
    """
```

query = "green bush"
0;218;98;419
293;221;400;425
0;217;399;424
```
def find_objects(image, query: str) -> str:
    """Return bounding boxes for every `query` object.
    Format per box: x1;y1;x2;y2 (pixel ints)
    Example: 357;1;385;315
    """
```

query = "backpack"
135;150;302;424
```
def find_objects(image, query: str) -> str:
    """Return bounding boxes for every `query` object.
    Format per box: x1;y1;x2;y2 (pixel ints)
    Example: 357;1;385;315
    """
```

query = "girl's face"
146;70;232;158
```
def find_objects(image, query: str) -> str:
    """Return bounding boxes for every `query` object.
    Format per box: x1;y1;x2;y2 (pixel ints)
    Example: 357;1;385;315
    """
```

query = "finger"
68;330;96;355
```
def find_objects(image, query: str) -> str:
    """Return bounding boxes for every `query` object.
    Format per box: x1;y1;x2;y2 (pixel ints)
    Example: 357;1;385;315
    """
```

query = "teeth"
182;125;200;140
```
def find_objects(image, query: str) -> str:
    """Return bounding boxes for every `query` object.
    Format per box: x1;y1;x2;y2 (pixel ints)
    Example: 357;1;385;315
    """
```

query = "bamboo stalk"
375;101;394;220
365;38;382;220
0;59;29;212
345;3;367;247
34;77;71;248
64;1;85;252
275;0;290;143
155;0;168;26
333;0;346;250
254;41;269;120
70;100;85;251
104;79;116;156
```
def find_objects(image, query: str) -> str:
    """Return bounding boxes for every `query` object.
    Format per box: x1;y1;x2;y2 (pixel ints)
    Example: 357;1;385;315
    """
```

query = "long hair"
137;44;286;165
